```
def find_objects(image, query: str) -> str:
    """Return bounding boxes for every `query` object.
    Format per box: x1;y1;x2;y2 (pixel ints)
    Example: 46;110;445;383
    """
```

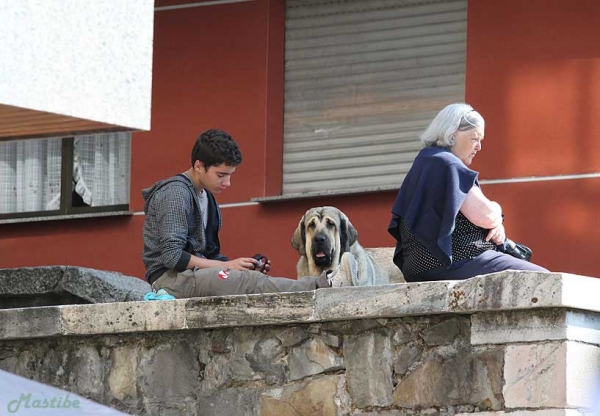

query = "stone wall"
0;266;150;308
0;271;599;415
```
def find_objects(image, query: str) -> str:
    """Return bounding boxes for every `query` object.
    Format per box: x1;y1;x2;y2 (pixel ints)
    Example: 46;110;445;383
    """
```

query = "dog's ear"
291;216;307;255
339;213;358;253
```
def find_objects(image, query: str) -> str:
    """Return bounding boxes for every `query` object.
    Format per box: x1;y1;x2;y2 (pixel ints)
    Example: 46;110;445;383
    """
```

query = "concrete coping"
0;271;599;341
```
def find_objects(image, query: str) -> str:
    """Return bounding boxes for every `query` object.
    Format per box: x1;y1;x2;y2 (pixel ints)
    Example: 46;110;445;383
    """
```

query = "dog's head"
291;206;358;268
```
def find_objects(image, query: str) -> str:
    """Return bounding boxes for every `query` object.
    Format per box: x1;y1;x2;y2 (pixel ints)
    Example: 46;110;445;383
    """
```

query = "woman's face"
451;127;484;166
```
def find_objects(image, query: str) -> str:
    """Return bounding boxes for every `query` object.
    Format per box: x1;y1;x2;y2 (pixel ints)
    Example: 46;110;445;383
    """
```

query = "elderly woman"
388;103;547;282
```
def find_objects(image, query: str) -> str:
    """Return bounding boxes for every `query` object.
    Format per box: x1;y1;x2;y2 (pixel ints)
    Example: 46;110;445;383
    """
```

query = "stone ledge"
0;266;150;307
471;309;600;345
0;271;599;340
456;410;584;416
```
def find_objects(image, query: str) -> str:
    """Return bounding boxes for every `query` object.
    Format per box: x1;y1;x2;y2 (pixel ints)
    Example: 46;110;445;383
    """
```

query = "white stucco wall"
0;0;153;131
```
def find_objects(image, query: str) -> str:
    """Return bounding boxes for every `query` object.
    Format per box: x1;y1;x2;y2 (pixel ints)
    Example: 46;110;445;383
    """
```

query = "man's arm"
153;185;262;272
154;185;194;272
187;254;259;271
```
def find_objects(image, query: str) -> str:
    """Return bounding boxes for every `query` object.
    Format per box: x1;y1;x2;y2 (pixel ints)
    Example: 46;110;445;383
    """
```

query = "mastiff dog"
291;206;404;286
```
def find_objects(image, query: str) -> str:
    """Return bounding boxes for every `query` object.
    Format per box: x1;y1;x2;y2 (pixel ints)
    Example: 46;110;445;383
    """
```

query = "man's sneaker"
329;254;356;287
316;269;333;288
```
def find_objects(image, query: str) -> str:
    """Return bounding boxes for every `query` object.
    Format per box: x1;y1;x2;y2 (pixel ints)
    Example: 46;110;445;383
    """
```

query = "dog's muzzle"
311;233;333;267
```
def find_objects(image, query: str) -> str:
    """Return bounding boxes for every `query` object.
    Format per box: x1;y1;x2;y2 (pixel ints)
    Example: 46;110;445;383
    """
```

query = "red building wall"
466;0;600;275
1;0;598;278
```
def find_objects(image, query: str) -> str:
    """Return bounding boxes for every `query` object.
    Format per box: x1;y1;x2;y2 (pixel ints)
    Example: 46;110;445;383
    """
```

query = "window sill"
252;186;399;203
0;210;133;225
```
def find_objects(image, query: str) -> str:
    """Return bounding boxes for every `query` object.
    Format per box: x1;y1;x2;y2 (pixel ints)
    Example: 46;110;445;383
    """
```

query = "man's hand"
223;257;266;271
188;255;271;274
260;259;271;274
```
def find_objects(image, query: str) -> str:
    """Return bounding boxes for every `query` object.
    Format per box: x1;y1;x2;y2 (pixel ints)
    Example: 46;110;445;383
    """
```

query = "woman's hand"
486;224;506;245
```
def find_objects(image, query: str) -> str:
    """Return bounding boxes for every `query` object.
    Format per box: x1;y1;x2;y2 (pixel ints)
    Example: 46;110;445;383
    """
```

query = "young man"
142;129;330;298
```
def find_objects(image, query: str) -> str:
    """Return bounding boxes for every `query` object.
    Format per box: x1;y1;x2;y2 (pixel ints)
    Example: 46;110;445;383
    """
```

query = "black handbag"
498;238;533;262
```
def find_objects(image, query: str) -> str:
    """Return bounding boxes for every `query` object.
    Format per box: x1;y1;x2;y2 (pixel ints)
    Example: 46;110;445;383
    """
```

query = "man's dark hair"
191;129;242;169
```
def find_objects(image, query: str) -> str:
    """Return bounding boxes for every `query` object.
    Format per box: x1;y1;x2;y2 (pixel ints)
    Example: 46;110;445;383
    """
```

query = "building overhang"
0;0;154;141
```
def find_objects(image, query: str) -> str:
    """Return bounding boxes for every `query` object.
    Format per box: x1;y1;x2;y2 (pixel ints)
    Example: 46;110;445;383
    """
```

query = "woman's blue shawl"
388;146;478;267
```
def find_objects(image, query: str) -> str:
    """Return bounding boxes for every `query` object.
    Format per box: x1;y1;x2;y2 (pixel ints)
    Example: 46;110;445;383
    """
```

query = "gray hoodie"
141;174;226;284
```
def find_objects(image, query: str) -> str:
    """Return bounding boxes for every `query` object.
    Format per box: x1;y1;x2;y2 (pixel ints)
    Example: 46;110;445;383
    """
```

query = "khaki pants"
152;268;322;298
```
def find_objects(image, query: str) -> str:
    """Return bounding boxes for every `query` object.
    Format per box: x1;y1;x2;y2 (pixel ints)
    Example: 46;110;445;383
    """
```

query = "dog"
291;206;404;286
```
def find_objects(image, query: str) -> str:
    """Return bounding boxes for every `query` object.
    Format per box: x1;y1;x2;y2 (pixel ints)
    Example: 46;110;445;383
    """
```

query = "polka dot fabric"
399;212;495;277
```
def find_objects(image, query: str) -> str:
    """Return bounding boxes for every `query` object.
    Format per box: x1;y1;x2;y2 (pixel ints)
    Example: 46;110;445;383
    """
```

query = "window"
282;0;467;196
0;132;131;221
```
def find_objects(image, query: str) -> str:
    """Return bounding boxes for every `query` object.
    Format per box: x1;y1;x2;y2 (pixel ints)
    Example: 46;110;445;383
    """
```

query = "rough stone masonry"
0;271;599;416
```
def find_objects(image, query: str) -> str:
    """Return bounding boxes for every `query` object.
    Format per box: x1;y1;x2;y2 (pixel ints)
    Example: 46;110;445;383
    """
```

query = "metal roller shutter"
282;0;467;196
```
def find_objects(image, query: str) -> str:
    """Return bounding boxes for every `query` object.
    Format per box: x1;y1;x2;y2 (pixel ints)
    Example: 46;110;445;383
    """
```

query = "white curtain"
0;133;130;214
0;138;62;214
73;132;131;207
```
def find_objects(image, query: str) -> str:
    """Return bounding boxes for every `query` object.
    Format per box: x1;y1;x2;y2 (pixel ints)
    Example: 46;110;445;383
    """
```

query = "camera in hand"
251;254;268;273
498;238;533;262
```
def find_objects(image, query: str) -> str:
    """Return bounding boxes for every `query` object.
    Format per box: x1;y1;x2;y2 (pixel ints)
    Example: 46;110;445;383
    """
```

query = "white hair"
420;103;485;148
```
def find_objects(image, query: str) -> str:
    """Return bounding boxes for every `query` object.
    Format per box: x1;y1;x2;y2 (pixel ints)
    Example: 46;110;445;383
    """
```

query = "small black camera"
251;254;268;272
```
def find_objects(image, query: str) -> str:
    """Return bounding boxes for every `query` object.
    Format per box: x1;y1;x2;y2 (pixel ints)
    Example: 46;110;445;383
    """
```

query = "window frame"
0;136;130;223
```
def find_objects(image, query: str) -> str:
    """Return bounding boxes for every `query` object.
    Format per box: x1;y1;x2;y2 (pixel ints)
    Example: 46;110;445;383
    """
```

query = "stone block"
140;342;200;400
472;309;565;345
36;345;70;387
345;330;393;408
394;347;503;409
60;299;186;335
0;266;63;295
227;327;262;382
422;317;469;346
393;343;423;377
0;266;150;308
200;355;232;394
504;341;600;409
449;272;600;315
288;338;344;381
185;292;316;329
323;318;386;335
109;346;139;401
0;306;61;339
276;326;309;347
199;387;261;416
0;350;38;379
315;282;451;321
321;332;342;348
70;345;105;401
472;309;600;345
448;271;562;313
143;397;198;416
61;267;150;303
456;411;584;416
246;336;287;385
392;324;418;345
560;273;600;313
261;375;348;416
564;310;600;345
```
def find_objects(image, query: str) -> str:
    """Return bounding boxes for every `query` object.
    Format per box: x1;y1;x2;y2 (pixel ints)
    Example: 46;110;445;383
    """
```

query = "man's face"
195;162;236;193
